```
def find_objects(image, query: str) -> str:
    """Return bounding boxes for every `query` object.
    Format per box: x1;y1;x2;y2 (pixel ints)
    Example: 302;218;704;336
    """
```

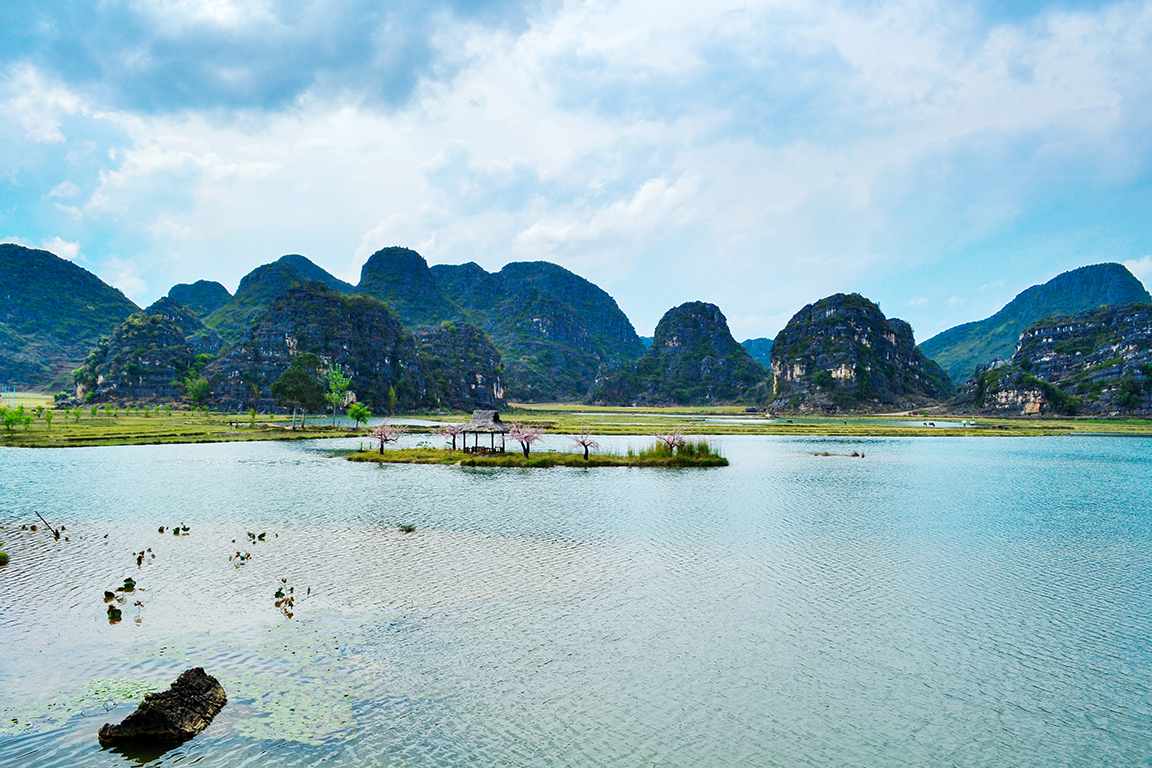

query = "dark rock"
587;301;769;405
145;297;224;355
203;261;312;343
98;667;226;746
770;293;952;411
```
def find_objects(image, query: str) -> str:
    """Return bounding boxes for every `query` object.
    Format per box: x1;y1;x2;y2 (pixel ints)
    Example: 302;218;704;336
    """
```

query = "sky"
2;0;1152;342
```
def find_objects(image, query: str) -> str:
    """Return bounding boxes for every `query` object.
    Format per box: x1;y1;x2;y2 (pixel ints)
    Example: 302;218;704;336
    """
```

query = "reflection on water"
1;436;1150;766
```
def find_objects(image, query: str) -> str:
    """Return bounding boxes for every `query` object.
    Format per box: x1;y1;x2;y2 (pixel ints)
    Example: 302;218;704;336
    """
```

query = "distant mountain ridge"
204;255;349;343
167;280;231;318
0;243;139;388
956;303;1152;416
587;302;768;405
921;263;1151;382
741;338;773;368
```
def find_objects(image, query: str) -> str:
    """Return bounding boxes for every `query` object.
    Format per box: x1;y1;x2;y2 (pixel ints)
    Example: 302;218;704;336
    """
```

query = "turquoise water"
1;435;1149;766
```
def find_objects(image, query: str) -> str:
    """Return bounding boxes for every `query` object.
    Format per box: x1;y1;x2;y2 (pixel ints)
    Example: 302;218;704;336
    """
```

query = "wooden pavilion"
461;410;508;453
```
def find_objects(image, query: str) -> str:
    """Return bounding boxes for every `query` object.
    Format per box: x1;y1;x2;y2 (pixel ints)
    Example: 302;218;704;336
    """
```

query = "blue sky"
2;0;1151;342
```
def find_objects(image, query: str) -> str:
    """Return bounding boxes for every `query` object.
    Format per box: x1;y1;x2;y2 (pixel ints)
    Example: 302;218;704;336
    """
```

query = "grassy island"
348;443;728;468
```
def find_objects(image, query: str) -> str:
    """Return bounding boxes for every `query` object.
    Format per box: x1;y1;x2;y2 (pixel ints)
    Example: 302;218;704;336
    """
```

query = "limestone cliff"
959;303;1152;415
145;297;224;355
415;323;505;410
770;293;952;411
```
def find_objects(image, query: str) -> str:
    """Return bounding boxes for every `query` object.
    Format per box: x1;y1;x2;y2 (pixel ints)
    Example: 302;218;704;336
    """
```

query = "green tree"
271;353;326;428
325;364;352;425
387;385;398;415
186;376;210;406
44;410;54;430
348;402;371;428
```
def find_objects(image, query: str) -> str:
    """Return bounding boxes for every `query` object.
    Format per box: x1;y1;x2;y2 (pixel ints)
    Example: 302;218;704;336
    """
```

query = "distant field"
2;394;1151;447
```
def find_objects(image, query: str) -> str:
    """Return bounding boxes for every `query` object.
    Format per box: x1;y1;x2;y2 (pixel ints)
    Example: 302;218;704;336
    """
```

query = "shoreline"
1;404;1151;448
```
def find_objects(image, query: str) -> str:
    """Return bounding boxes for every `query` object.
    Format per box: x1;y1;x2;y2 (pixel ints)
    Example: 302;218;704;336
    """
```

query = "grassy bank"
0;409;351;448
348;443;728;468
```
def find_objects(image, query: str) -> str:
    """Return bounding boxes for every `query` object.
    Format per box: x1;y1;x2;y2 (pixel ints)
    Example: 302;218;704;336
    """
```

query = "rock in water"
98;668;226;746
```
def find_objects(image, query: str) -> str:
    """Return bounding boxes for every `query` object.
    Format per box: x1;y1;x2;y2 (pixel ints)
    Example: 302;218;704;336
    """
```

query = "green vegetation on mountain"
73;312;197;403
204;261;310;342
741;337;773;368
203;255;350;343
166;280;231;318
587;302;769;405
771;293;952;411
206;284;426;413
0;243;139;388
431;259;645;401
356;247;460;328
145;297;224;355
921;263;1151;382
276;254;354;293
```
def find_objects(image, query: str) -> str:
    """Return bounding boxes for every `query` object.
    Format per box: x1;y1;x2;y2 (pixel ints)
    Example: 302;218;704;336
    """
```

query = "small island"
349;411;728;468
347;446;727;468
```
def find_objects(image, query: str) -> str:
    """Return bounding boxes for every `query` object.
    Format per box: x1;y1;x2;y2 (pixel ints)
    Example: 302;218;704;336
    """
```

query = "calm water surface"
0;435;1149;767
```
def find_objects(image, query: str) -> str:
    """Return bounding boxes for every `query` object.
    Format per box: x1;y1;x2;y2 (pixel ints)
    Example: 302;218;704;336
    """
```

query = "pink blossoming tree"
372;420;408;454
569;426;600;460
509;420;545;459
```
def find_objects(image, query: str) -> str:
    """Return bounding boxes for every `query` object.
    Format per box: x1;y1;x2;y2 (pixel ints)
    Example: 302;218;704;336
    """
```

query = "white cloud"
1124;255;1152;281
47;180;81;198
947;296;965;307
40;236;80;261
3;65;83;143
5;0;1152;338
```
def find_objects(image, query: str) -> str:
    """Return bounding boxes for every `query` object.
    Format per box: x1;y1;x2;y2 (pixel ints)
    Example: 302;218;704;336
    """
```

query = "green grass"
0;408;352;447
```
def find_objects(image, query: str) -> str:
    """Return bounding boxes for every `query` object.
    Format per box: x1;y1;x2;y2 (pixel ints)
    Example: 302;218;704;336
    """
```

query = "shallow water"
1;435;1150;767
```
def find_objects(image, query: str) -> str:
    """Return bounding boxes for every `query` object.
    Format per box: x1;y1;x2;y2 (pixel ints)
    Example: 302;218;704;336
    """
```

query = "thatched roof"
460;409;509;433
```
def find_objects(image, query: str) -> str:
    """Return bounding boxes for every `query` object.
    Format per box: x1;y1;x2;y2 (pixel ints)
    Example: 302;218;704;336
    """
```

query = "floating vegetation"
247;531;267;542
398;524;416;534
230;551;252;566
0;542;7;566
107;604;122;622
275;578;296;618
103;591;115;601
135;548;154;567
120;577;136;592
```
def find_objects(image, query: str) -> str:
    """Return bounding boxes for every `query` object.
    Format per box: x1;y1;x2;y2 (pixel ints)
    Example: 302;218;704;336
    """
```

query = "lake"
1;434;1150;767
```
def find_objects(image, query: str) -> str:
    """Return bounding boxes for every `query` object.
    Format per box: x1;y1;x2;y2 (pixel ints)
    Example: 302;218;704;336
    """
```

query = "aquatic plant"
398;524;416;534
0;543;8;566
275;578;295;618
